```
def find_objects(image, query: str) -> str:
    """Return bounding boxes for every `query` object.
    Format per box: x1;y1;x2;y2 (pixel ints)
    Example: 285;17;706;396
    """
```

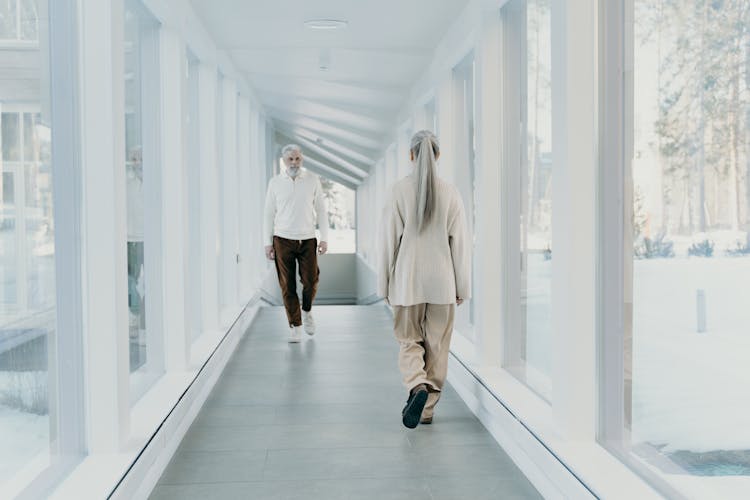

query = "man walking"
264;144;329;342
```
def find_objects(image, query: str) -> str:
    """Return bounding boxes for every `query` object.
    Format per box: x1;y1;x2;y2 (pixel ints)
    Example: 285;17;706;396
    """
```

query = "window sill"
447;345;662;499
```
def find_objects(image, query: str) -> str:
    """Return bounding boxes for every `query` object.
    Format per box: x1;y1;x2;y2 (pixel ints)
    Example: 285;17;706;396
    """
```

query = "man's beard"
287;166;300;177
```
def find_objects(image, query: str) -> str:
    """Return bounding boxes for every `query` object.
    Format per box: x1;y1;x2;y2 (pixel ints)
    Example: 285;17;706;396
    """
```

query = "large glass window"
185;52;202;342
124;0;161;399
424;98;438;136
320;177;355;254
502;0;552;399
0;0;54;489
0;0;38;42
453;53;478;338
621;0;750;492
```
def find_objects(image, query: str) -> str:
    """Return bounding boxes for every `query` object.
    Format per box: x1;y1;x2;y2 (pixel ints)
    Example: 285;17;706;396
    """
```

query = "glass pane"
629;0;750;491
424;99;436;136
2;113;20;161
521;0;552;394
0;0;18;40
0;0;54;487
23;113;37;161
1;171;17;304
186;55;202;342
125;0;146;375
452;54;477;338
319;177;355;254
20;0;37;41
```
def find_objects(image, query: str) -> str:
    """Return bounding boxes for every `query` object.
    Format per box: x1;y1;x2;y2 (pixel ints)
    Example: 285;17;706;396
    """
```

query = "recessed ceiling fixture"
304;19;348;30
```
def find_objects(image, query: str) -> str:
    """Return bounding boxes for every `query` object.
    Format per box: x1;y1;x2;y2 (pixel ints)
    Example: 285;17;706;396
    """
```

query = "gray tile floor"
150;306;542;500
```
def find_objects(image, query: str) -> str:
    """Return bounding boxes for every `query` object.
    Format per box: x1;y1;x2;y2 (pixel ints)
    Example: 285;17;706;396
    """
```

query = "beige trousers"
392;303;455;419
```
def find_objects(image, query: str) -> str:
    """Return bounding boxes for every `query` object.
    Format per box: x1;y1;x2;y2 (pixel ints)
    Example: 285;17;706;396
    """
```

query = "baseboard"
313;297;357;305
110;301;263;500
357;293;384;305
446;354;598;500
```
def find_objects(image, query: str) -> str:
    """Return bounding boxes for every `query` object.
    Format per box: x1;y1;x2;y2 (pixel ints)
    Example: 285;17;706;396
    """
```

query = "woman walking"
378;130;471;429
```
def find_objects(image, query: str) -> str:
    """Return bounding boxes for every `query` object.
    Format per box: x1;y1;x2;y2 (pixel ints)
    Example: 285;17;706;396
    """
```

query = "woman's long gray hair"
410;130;440;233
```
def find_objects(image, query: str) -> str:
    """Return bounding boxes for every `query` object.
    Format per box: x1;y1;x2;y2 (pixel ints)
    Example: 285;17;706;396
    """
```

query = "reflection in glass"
125;0;147;373
0;1;54;482
0;1;18;39
20;0;38;41
0;0;38;42
628;0;750;488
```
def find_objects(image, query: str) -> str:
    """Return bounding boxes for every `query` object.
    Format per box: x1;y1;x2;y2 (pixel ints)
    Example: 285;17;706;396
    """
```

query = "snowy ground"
0;372;48;485
632;257;750;453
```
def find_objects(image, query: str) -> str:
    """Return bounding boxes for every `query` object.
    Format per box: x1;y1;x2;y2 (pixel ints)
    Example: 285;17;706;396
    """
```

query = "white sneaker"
288;325;302;343
302;310;316;336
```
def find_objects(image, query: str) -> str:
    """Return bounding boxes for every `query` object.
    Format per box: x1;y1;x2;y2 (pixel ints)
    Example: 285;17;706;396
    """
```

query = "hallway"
150;306;541;500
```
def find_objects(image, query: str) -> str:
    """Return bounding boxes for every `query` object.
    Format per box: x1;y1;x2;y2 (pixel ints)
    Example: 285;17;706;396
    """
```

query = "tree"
319;177;352;229
650;0;750;235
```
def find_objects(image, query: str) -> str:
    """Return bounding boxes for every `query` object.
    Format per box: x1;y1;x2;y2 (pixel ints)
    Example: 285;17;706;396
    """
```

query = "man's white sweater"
378;174;471;306
263;169;329;246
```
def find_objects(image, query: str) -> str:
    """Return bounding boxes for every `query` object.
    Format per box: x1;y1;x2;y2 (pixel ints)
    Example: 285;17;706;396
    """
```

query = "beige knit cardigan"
377;174;471;306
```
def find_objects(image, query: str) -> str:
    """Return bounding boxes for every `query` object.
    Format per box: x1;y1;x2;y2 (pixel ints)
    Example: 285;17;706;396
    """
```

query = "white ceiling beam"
276;126;369;178
258;92;395;122
281;125;376;167
245;75;406;108
276;132;361;188
269;108;383;150
264;98;388;134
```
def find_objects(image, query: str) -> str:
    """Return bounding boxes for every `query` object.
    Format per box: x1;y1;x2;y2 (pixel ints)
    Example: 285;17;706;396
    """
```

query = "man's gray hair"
281;144;302;157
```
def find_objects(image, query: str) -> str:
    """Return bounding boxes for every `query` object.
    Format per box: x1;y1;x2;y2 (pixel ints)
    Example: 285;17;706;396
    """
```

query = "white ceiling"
190;0;469;187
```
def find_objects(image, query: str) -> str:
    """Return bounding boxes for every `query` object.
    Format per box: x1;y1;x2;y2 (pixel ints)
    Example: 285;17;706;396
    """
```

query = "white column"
158;26;188;371
237;96;252;302
198;64;220;332
474;10;503;367
220;78;239;316
79;0;129;451
550;0;598;439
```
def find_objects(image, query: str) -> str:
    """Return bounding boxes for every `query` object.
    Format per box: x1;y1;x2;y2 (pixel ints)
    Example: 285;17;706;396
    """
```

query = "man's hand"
317;241;328;255
265;245;275;260
456;297;464;306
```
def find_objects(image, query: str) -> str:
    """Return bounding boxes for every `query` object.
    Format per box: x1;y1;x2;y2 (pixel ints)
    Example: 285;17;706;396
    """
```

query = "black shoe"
402;385;428;429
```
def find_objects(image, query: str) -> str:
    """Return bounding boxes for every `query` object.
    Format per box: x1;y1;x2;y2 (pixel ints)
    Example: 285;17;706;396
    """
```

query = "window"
0;1;56;489
622;0;750;491
424;98;438;136
185;51;202;342
0;0;39;42
319;177;355;254
501;0;553;399
124;0;162;400
453;52;478;338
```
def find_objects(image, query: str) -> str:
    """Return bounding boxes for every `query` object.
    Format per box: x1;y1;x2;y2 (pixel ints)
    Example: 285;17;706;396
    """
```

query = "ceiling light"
304;19;348;30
